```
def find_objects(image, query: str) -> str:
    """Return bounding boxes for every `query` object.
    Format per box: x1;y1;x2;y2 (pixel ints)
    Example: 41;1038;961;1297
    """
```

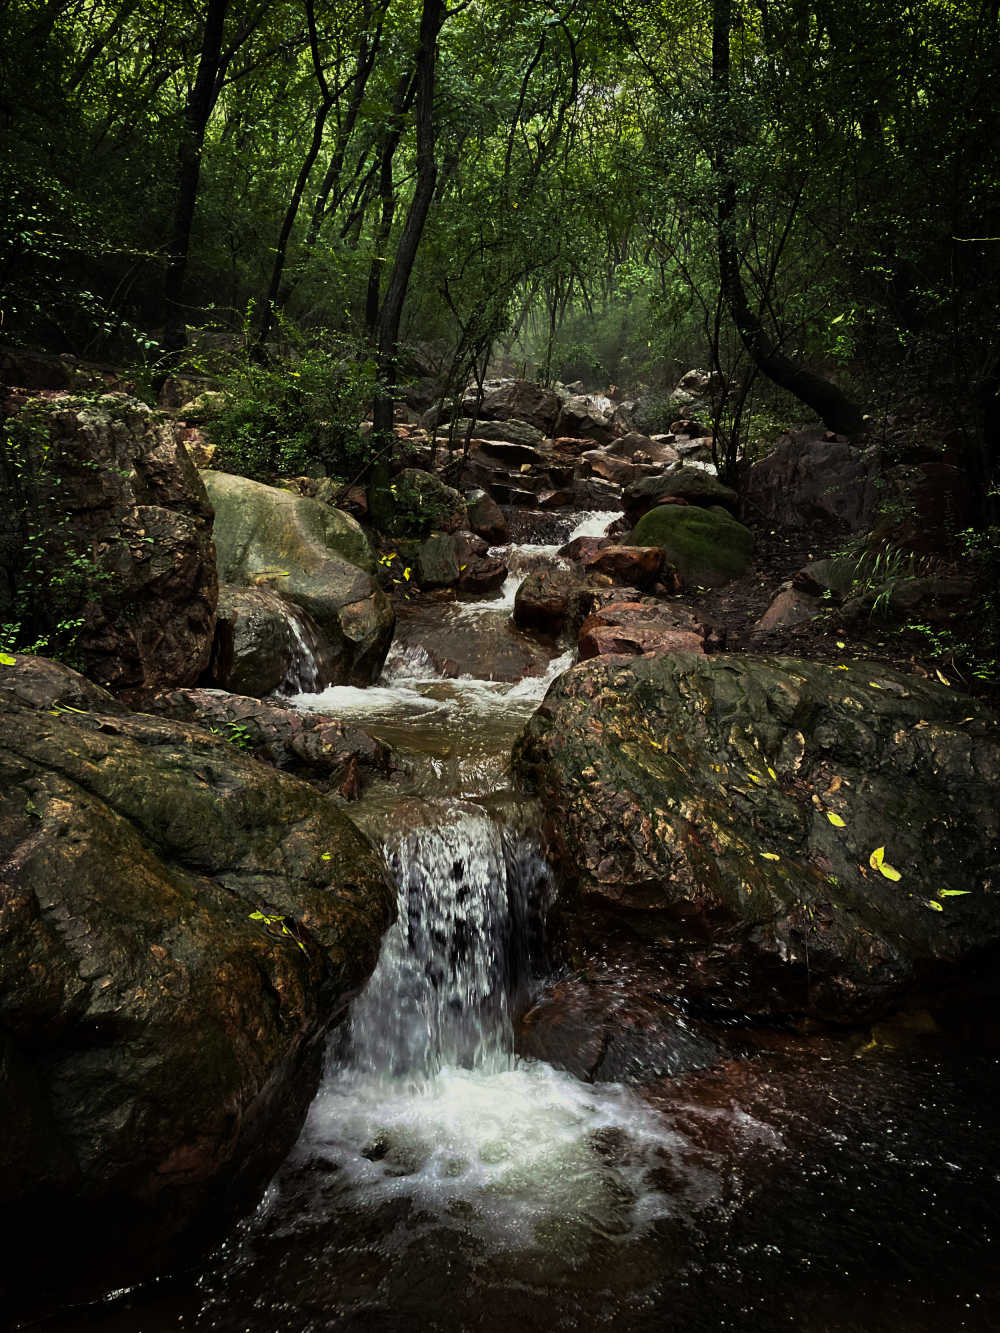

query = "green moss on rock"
630;504;753;587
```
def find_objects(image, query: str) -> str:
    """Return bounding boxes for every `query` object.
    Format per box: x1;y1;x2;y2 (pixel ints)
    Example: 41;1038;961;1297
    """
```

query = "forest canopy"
1;0;998;497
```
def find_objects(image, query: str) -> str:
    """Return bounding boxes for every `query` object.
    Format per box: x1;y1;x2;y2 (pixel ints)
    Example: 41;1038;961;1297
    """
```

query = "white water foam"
289;647;575;724
287;808;698;1251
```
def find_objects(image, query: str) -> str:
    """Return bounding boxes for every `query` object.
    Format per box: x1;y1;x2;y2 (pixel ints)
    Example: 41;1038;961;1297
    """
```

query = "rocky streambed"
3;389;999;1332
10;493;998;1333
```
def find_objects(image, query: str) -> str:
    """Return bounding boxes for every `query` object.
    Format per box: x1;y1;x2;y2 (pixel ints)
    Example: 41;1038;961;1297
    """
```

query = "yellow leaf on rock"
826;811;847;828
767;766;777;780
939;889;971;897
926;900;944;912
0;653;15;666
935;669;950;686
761;852;780;862
869;845;902;880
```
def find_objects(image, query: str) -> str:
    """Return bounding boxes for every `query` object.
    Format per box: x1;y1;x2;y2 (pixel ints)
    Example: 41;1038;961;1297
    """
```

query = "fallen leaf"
869;845;902;880
767;766;777;780
827;776;843;794
926;900;944;912
761;852;780;861
0;653;15;666
935;669;950;686
939;889;971;897
826;811;847;828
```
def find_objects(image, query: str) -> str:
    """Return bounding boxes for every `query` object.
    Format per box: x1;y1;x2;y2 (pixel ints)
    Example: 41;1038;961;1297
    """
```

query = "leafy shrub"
207;323;378;482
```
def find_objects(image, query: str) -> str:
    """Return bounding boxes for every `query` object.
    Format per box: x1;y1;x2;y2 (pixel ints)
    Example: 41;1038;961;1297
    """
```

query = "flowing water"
35;507;1000;1333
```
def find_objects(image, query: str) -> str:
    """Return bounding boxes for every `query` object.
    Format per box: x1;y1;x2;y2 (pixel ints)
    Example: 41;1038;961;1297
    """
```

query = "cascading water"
288;803;691;1253
347;807;551;1079
278;601;325;694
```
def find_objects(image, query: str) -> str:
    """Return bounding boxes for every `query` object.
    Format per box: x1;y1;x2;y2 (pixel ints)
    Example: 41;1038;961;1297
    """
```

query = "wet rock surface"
148;687;394;795
513;568;597;637
1;394;217;702
209;584;336;697
513;652;1000;1021
0;656;393;1311
578;600;709;659
202;470;393;685
623;466;738;523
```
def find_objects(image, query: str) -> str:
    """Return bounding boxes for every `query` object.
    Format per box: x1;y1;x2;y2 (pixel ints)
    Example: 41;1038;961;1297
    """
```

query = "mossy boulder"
513;653;1000;1022
630;504;753;588
201;470;392;685
0;655;394;1312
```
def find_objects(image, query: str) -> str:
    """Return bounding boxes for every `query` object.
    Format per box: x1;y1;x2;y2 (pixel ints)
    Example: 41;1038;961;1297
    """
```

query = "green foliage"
0;414;113;665
382;472;462;540
207;323;378;482
905;525;1000;686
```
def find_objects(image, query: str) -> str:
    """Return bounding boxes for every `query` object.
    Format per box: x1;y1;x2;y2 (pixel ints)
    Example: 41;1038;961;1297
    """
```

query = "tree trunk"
161;0;230;358
253;0;331;355
711;0;864;437
368;0;445;525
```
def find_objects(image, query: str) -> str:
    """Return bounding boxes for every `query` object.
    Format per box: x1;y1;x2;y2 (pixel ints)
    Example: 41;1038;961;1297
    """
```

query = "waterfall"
346;806;554;1080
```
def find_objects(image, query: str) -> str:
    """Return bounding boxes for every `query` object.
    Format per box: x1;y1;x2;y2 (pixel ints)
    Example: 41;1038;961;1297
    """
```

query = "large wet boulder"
209;584;336;697
631;504;753;588
440;417;547;449
513;654;1000;1023
465;488;508;543
1;394;217;702
513;568;596;637
202;470;393;686
578;601;709;659
387;468;468;537
623;466;738;524
744;430;877;531
0;656;394;1311
555;393;615;444
475;379;564;433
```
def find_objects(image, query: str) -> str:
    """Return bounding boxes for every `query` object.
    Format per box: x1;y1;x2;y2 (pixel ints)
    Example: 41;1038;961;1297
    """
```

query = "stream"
36;507;1000;1333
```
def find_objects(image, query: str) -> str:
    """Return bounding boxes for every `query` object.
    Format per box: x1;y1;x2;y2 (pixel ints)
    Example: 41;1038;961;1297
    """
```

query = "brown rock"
744;429;877;531
580;545;664;588
2;394;217;702
513;568;596;636
579;449;638;485
578;600;709;660
457;556;508;595
465;488;508;542
558;535;613;563
753;586;823;634
538;488;575;509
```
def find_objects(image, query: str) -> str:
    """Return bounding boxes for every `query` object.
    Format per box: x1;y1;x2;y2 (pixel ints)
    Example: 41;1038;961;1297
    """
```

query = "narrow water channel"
36;507;1000;1333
